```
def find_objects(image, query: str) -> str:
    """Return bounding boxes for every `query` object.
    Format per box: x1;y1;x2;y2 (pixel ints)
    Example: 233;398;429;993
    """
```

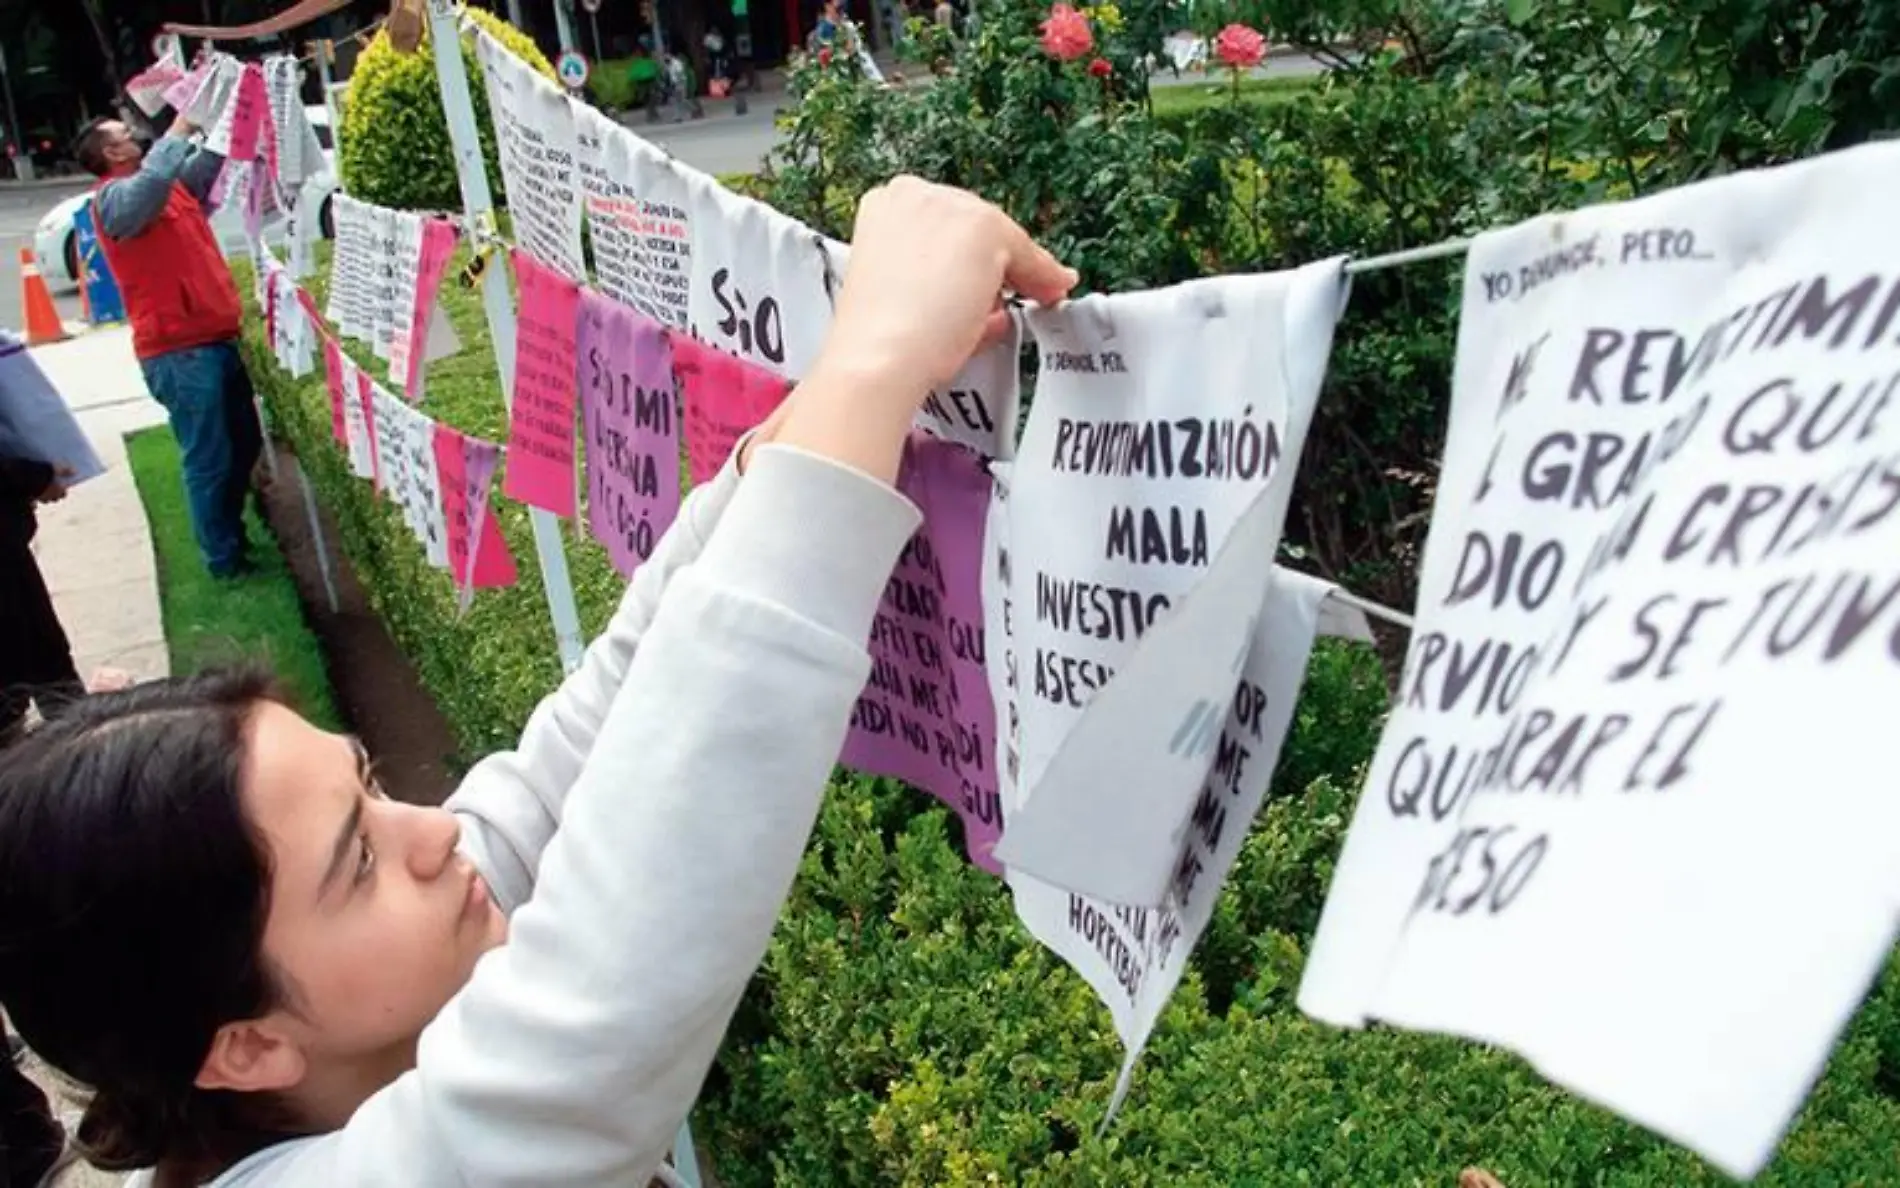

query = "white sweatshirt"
127;443;922;1187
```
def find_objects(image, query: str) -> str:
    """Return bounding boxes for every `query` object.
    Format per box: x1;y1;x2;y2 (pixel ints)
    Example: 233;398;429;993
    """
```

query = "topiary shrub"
339;7;556;213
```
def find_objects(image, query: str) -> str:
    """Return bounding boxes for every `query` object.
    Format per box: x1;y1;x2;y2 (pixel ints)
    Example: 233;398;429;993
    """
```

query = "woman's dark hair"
0;667;292;1175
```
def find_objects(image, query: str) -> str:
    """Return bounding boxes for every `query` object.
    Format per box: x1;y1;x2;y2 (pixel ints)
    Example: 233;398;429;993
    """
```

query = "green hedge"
236;252;1900;1183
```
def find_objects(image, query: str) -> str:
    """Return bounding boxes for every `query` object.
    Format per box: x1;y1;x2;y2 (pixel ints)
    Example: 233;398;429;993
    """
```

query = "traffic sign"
557;51;590;90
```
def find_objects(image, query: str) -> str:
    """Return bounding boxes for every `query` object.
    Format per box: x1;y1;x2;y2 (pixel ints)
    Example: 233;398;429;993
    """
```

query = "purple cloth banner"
576;289;682;578
841;432;1003;870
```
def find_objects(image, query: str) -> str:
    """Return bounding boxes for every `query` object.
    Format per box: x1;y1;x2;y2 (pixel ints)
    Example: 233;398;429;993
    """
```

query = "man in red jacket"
75;112;261;579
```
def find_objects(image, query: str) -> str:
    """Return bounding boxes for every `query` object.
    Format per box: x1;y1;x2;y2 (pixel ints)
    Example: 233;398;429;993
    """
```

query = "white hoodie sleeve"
218;444;921;1187
446;451;746;914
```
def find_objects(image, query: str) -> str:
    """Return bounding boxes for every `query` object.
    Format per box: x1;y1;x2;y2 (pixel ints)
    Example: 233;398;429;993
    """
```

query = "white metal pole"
553;0;579;54
424;0;585;671
295;454;342;612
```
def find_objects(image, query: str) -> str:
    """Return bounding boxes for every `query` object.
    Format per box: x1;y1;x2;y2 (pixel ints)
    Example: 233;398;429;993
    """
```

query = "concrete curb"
0;176;94;192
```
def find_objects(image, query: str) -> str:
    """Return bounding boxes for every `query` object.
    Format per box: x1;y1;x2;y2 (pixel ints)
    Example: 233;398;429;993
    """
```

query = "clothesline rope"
1343;236;1472;275
443;215;1421;634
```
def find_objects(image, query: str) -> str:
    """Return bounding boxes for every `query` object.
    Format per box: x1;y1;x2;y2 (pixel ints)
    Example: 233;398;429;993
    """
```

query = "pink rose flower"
1040;4;1095;62
1214;23;1267;70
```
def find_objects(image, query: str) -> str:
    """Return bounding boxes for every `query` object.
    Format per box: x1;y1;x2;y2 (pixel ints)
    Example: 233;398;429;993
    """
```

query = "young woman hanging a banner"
0;177;1078;1188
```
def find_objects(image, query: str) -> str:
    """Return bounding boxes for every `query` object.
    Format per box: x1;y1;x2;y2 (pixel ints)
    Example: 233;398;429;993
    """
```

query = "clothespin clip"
458;213;502;289
815;233;840;309
388;0;428;54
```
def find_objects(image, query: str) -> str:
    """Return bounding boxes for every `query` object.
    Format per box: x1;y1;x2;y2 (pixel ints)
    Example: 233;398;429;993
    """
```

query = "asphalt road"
0;180;90;335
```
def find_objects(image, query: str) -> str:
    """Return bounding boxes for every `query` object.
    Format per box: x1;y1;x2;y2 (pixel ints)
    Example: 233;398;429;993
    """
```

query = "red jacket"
93;174;243;361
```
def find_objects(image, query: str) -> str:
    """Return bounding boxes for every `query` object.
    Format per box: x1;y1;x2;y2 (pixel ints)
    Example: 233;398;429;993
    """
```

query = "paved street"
0;180;90;333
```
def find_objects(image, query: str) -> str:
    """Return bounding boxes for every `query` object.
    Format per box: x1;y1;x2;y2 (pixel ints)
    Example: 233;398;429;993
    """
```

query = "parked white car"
32;105;338;293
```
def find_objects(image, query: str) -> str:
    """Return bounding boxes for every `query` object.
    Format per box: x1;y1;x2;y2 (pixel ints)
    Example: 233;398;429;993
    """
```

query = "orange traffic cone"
20;248;68;345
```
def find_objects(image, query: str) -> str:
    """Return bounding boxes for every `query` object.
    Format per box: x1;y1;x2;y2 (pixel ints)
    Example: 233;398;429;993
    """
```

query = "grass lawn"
1149;72;1320;117
125;427;342;730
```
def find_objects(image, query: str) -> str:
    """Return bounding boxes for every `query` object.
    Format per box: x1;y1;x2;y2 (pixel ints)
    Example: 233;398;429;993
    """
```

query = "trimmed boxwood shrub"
237;232;1900;1183
339;8;556;213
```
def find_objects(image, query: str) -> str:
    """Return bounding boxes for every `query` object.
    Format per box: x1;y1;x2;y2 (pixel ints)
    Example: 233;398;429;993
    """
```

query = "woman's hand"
770;177;1076;483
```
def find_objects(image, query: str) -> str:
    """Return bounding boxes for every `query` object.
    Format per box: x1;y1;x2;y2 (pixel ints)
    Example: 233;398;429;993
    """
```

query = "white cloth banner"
339;356;376;481
475;29;586;282
984;262;1347;1105
126;62;185;119
264;57;319;193
572;104;645;316
370;204;398;361
403;402;450;569
591;115;697;330
683;170;836;380
280;271;314;380
382;211;427;374
369;383;406;506
327;196;375;345
185;56;241;133
289;176;323;280
1299;141;1900;1179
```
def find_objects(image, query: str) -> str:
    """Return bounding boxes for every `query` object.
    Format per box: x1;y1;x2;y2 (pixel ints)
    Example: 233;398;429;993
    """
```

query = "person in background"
0;1014;70;1186
811;0;844;50
1;661;135;1187
73;111;262;581
0;452;81;745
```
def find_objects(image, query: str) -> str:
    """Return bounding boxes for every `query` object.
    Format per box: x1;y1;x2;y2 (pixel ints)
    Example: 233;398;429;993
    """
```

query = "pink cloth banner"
502;250;580;517
321;336;347;445
356;366;381;485
434;425;518;600
839;433;1003;870
226;63;269;163
161;60;211;112
673;333;789;486
295;286;324;327
391;219;457;399
243;160;267;241
577;291;681;578
127;62;185;118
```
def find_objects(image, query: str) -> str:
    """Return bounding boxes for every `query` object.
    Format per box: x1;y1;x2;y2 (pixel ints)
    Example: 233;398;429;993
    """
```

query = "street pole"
553;0;579;54
0;42;31;182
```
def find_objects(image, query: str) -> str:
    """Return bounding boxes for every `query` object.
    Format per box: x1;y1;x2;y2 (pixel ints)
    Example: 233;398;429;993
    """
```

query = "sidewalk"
18;324;167;1187
29;326;171;687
